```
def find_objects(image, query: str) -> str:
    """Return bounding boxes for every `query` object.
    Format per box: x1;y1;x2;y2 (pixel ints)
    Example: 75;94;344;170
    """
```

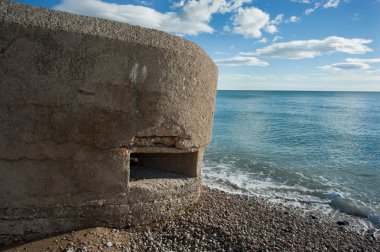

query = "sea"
202;91;380;231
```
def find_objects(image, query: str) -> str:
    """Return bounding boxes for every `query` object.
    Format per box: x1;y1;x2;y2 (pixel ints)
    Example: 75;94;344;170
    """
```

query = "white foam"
202;160;380;235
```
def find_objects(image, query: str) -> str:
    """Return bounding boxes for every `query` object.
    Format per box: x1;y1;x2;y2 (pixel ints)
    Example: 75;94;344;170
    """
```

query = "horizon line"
217;89;380;92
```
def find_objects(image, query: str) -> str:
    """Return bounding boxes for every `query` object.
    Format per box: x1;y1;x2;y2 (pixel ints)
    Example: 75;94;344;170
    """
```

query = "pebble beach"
4;186;379;252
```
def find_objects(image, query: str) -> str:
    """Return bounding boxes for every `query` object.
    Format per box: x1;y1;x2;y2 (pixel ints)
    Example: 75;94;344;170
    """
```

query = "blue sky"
15;0;380;91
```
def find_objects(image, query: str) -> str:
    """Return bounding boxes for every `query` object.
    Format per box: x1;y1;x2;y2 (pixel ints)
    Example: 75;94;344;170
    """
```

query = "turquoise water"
203;91;380;227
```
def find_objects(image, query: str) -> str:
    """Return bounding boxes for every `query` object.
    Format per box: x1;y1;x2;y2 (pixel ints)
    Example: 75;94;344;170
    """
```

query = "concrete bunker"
0;1;217;246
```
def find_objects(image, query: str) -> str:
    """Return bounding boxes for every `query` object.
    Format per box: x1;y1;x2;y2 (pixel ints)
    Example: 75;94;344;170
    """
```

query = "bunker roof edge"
0;0;216;66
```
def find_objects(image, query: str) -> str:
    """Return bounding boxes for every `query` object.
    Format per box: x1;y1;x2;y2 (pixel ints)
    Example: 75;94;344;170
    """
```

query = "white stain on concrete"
141;66;147;81
129;63;148;83
129;63;139;83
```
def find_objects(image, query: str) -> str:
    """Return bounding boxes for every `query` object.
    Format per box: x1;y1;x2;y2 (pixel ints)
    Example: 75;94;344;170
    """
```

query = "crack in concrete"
0;37;19;55
78;89;96;96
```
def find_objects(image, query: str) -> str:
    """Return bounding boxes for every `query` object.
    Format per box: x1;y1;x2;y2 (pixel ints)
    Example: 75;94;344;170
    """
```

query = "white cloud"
323;0;340;8
136;0;154;6
291;0;311;3
54;0;250;36
214;51;230;55
346;58;380;63
221;0;254;11
257;37;268;43
231;7;270;38
223;25;231;32
320;62;371;71
241;36;373;59
272;36;283;42
352;13;360;21
55;0;164;28
285;16;300;23
264;25;278;34
305;3;321;15
231;8;283;38
320;58;380;71
214;56;269;66
271;14;284;25
264;14;284;34
171;0;186;9
305;0;347;14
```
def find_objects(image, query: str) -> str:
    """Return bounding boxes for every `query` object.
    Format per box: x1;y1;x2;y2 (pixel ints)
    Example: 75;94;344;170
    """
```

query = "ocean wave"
202;160;380;229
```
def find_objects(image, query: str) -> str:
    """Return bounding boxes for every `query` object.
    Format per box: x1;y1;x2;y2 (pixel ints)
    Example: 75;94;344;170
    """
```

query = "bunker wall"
0;1;217;245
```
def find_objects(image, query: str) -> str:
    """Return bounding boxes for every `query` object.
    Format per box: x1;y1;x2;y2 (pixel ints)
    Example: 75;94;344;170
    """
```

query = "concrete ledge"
1;172;201;245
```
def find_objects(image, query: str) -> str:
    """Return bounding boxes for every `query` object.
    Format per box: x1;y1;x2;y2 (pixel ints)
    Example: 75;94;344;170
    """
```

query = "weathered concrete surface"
0;0;217;246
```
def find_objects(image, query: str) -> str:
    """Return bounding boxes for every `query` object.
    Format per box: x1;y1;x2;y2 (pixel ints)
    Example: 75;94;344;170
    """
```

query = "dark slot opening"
129;152;198;181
